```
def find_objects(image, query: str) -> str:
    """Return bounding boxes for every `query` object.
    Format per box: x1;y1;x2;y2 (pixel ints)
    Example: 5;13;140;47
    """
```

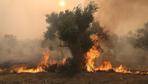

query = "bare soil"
0;72;147;84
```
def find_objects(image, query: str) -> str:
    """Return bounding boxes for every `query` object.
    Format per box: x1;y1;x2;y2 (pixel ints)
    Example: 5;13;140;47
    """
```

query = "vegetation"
45;2;108;73
130;23;148;50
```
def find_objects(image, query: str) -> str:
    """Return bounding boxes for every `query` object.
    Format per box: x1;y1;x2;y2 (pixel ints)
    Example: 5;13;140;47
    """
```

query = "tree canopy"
44;2;108;73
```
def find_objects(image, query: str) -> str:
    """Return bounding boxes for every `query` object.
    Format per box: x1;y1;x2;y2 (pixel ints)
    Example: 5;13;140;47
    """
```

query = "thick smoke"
1;0;148;69
94;0;148;68
95;0;148;36
110;37;148;69
0;0;80;66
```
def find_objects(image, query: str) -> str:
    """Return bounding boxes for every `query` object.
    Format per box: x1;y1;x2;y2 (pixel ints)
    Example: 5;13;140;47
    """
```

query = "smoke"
110;37;148;68
0;35;43;65
94;0;148;68
1;0;148;68
0;0;85;40
95;0;148;36
0;34;72;66
0;0;81;66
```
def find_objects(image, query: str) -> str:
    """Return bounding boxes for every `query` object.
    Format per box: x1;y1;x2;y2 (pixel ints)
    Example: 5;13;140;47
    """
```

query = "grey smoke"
0;35;43;65
95;0;148;36
0;34;71;65
93;0;148;68
0;0;148;68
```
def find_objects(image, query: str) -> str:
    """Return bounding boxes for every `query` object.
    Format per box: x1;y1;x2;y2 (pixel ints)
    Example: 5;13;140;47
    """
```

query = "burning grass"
11;50;50;73
84;34;148;75
1;50;67;74
0;34;148;76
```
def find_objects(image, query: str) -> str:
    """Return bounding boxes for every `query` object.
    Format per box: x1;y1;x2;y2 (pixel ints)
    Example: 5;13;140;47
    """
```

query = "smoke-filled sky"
0;0;148;67
0;0;148;39
0;0;85;39
96;0;148;36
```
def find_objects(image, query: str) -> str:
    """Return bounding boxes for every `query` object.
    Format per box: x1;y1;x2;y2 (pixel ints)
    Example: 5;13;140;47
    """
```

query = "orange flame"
86;46;101;72
2;34;148;75
86;34;101;72
85;34;134;74
95;61;112;71
114;65;131;73
13;50;50;73
13;66;45;73
13;49;67;73
39;51;49;67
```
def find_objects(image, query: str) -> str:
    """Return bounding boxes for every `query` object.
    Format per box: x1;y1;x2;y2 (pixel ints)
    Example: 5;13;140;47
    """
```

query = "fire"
86;34;112;72
39;51;49;67
85;34;129;73
13;50;50;73
95;61;112;71
12;49;67;73
0;35;148;75
86;46;101;72
86;34;101;72
114;65;131;74
13;66;45;74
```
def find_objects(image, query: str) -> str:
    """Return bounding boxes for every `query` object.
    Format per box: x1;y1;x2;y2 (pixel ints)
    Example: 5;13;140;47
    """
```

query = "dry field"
0;72;147;84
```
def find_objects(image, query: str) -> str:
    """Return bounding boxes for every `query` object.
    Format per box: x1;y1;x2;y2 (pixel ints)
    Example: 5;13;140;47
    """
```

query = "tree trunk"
69;44;86;72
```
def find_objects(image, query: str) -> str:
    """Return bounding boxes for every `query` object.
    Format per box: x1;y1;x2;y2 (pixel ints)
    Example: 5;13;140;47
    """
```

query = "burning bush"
44;2;98;73
43;1;112;74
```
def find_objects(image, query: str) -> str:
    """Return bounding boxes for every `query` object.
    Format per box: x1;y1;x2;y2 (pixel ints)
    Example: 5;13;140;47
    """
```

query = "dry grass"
0;72;147;84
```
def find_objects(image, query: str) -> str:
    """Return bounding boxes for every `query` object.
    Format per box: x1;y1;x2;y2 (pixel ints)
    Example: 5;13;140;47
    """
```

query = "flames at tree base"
84;34;148;75
0;35;147;75
0;53;147;76
0;50;67;74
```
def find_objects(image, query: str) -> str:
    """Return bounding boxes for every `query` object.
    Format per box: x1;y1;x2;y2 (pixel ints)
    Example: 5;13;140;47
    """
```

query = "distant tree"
0;34;17;55
3;34;17;48
45;2;108;72
129;23;148;50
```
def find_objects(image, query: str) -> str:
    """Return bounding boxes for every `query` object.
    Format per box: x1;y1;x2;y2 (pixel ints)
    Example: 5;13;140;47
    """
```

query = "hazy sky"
96;0;148;36
0;0;148;39
0;0;85;39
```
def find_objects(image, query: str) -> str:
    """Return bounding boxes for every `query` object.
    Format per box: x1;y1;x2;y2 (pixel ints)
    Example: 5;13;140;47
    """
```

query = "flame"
85;34;132;73
39;51;49;67
85;34;135;74
13;66;45;73
86;46;101;72
95;61;112;71
86;34;101;72
13;49;67;73
1;34;148;75
114;65;131;73
13;50;50;73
